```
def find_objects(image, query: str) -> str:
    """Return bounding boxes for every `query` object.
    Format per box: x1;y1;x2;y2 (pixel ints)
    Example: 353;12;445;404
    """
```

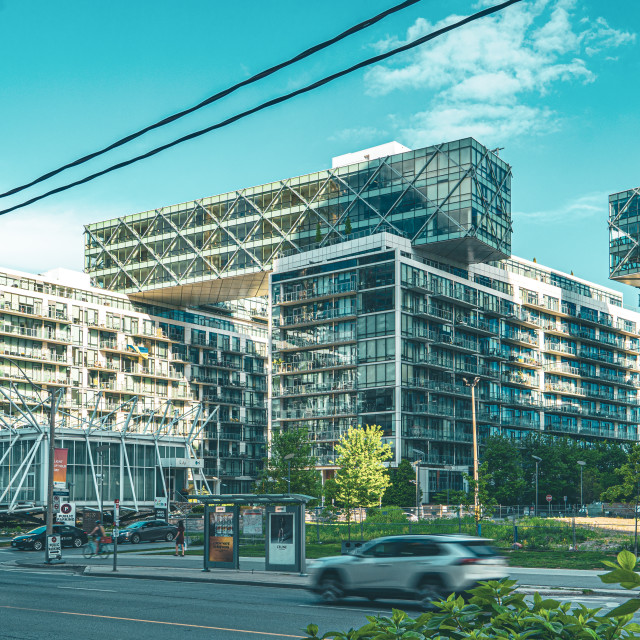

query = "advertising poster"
268;512;295;565
53;448;68;488
242;509;263;535
208;511;234;563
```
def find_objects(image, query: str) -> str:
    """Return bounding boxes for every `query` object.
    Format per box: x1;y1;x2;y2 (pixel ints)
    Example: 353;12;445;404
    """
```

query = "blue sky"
0;0;638;302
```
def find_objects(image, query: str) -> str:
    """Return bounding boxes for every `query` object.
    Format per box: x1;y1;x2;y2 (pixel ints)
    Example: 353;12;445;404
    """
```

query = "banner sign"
154;496;168;521
53;448;68;489
46;534;61;561
242;509;263;535
268;512;295;565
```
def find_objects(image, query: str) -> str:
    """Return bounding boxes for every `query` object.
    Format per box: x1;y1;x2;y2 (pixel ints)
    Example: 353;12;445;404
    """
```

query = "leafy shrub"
365;506;410;524
304;569;640;639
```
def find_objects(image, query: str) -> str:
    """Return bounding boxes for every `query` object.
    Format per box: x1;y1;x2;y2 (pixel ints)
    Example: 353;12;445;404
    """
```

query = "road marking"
59;587;116;592
0;606;304;637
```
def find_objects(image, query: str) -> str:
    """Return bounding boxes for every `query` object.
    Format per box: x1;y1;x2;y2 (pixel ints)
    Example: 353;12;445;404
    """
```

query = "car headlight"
25;538;33;542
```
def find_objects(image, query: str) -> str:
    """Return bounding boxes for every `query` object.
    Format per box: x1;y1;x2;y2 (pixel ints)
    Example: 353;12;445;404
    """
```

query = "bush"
365;506;409;524
304;562;640;639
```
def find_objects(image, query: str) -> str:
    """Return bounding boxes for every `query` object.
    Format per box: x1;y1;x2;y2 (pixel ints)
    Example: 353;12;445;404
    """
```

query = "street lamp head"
283;453;295;461
532;455;542;462
577;460;586;467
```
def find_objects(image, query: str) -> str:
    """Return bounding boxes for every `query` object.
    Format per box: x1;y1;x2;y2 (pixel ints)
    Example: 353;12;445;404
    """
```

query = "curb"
83;567;307;589
11;561;87;572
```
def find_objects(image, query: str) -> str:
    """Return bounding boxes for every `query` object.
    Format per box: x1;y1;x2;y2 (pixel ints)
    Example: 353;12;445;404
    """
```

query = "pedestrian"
89;520;106;554
175;520;185;556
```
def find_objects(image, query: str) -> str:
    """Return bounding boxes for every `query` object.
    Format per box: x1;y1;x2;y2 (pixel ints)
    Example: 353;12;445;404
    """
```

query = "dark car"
117;520;178;544
11;524;88;551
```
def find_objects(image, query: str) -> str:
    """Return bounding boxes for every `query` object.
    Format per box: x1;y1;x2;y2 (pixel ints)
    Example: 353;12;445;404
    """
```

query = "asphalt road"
0;563;637;640
0;542;627;591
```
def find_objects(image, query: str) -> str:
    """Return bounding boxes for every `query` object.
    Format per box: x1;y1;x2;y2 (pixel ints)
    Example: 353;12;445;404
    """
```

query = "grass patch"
507;549;618;570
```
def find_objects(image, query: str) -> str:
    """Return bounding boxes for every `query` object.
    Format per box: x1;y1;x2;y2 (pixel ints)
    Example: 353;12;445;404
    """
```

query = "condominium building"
609;187;640;287
271;233;640;499
0;266;267;512
45;137;640;503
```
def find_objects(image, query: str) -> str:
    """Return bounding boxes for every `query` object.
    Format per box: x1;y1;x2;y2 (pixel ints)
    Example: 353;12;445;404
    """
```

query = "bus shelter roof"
195;493;316;505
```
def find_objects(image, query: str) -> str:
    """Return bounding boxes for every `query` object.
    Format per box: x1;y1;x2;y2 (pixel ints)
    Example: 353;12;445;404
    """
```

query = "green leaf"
605;598;640;617
599;568;640;585
618;550;638;571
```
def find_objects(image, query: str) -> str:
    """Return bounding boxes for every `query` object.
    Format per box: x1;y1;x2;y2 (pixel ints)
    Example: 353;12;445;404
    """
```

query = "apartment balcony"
308;429;350;442
416;354;452;371
430;283;479;308
501;330;538;348
577;350;635;369
200;358;243;371
275;331;357;351
501;371;539;388
500;415;541;430
274;280;358;305
272;405;357;420
403;304;453;324
544;382;587;397
543;342;577;357
274;306;357;329
403;275;432;293
406;379;471;397
406;328;436;343
0;324;71;343
272;356;356;374
499;394;543;409
543;362;582;377
505;353;542;368
274;380;356;397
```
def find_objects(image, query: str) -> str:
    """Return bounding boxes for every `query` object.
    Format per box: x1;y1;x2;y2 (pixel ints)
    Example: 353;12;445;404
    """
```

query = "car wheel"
32;540;43;551
318;574;344;603
131;534;141;544
73;537;83;548
165;532;174;542
417;578;445;609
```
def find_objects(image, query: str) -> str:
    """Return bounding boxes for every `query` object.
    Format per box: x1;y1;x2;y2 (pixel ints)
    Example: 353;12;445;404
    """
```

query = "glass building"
609;187;640;286
271;233;640;499
85;139;512;306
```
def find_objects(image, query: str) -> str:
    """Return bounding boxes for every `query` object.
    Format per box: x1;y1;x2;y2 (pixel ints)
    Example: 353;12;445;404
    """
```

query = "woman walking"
175;520;185;556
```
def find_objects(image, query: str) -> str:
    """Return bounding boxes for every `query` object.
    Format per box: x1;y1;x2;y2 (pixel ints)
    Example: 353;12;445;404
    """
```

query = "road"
0;542;628;592
0;562;636;640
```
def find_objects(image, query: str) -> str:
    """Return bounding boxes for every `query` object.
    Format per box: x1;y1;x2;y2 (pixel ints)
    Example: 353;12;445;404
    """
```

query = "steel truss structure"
609;187;640;286
85;138;512;306
0;384;221;514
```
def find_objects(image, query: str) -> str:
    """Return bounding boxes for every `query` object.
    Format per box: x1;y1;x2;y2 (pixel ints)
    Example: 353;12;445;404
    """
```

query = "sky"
0;0;638;303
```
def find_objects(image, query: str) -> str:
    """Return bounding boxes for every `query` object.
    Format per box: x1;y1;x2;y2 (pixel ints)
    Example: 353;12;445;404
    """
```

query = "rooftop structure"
609;187;640;287
85;138;512;306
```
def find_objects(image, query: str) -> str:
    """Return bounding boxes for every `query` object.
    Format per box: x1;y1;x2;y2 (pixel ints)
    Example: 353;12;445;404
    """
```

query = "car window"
360;541;399;558
26;526;46;535
459;541;500;557
398;541;441;557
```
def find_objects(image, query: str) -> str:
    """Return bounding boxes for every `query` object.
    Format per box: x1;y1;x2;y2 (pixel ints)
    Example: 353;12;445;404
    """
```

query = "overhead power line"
0;0;423;200
0;0;522;218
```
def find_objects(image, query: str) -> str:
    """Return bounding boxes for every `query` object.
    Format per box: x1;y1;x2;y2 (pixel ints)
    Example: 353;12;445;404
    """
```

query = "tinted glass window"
460;541;499;557
398;541;440;557
361;542;398;558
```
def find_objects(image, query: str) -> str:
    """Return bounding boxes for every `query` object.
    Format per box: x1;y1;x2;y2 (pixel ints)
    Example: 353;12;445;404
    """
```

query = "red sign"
53;448;68;487
546;494;552;502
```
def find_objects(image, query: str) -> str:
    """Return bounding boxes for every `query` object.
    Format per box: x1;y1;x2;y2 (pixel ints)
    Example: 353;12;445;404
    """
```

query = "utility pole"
412;449;423;519
463;377;480;533
532;455;542;518
45;389;56;563
284;453;294;494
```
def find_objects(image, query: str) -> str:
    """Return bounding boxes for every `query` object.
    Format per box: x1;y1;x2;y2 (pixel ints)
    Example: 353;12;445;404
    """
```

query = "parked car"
11;524;88;551
117;520;178;544
309;534;507;606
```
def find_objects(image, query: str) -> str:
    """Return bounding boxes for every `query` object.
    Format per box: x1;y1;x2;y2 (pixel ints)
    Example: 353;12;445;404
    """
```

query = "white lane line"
59;587;117;592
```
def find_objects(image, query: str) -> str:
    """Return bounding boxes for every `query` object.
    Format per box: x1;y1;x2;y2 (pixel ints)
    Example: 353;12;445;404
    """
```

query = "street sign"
52;495;61;513
546;494;552;502
114;499;120;524
56;502;75;524
563;496;568;502
46;534;61;561
53;489;69;497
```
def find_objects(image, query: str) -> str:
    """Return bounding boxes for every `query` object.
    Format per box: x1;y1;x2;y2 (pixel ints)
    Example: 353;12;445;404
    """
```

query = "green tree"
256;428;322;500
382;459;419;507
315;221;322;243
334;425;392;518
601;443;640;504
344;215;352;235
482;436;527;505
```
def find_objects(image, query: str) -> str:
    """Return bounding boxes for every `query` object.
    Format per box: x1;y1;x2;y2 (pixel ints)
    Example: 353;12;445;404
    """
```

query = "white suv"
309;534;508;606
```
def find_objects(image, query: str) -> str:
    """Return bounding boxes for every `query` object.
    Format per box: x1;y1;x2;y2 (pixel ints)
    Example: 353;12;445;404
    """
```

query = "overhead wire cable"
0;0;523;217
0;0;423;199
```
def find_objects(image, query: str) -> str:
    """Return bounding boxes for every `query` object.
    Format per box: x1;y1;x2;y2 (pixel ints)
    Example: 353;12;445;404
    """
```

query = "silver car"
309;534;508;606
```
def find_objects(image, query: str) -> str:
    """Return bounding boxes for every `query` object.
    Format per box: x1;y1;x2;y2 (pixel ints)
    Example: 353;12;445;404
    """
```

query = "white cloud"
514;191;609;222
365;0;635;146
328;126;388;143
0;202;120;275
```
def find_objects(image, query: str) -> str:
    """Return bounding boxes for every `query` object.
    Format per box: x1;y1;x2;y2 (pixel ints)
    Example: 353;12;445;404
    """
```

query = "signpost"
46;534;61;562
546;494;552;516
154;496;168;521
56;502;75;524
113;499;119;572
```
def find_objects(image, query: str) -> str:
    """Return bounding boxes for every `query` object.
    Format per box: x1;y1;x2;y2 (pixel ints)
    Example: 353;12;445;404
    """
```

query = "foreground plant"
304;563;640;639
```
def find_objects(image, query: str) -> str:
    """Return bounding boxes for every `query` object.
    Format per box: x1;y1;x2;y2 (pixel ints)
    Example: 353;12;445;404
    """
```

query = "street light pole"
45;389;56;562
532;455;542;518
412;449;423;519
463;377;480;533
577;460;586;511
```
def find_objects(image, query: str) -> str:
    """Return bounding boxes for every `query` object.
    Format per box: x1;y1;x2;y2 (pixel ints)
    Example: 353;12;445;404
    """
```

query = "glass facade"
85;138;511;305
270;234;640;500
610;187;640;286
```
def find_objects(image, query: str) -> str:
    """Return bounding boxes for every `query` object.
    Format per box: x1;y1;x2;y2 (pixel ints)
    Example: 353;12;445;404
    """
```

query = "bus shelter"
197;494;315;574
